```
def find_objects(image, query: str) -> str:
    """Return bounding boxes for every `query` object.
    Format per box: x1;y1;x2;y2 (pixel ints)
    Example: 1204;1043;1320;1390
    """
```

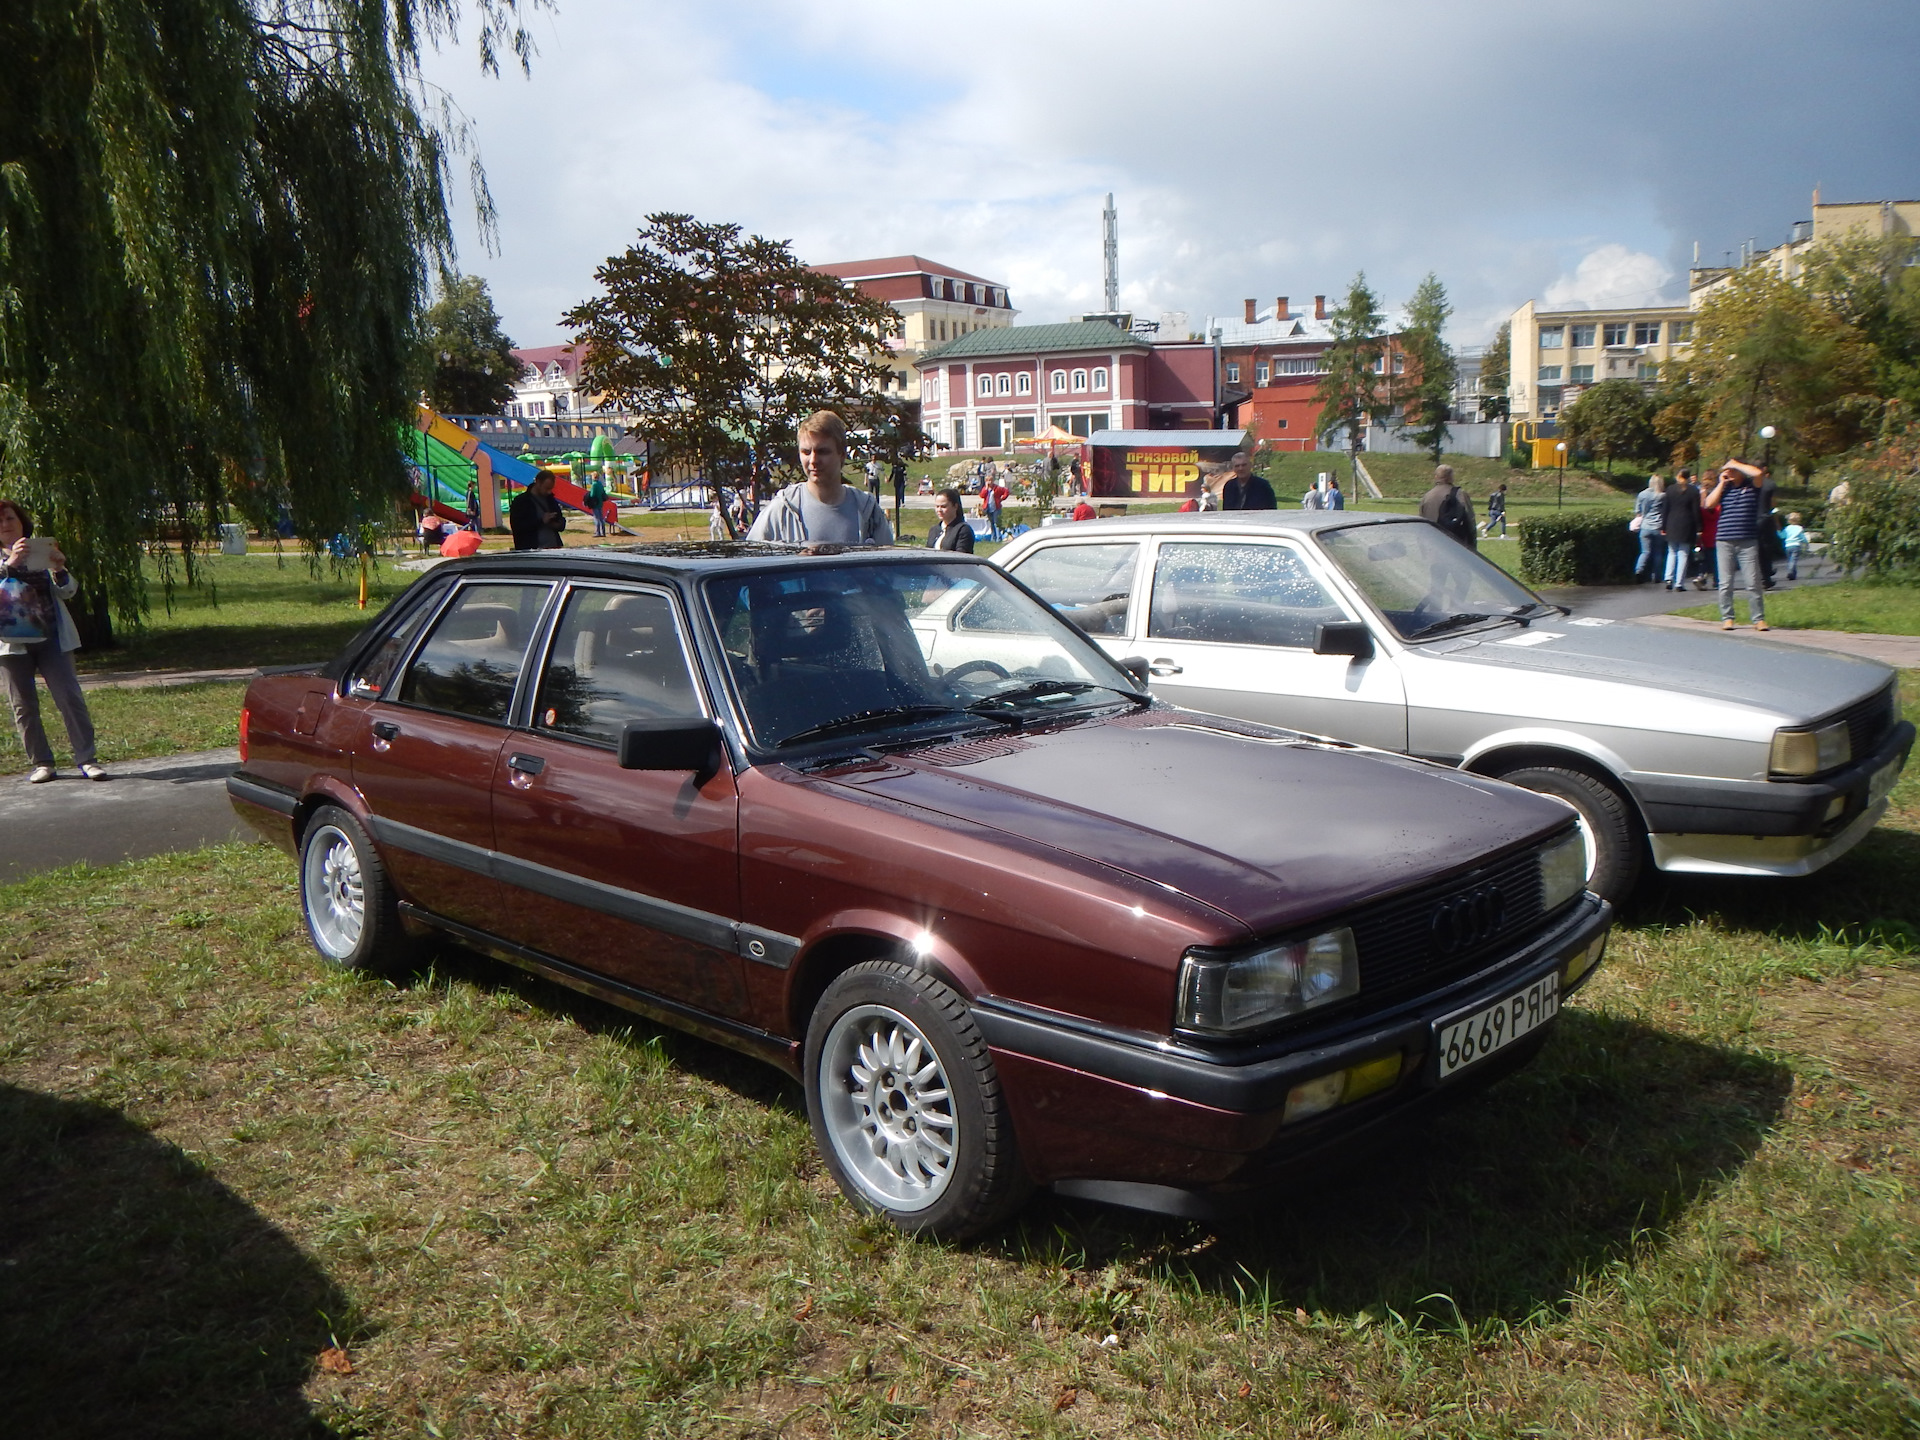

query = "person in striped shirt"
1702;459;1768;631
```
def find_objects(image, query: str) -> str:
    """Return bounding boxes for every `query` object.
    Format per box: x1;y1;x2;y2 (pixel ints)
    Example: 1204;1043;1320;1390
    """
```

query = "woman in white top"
0;499;105;782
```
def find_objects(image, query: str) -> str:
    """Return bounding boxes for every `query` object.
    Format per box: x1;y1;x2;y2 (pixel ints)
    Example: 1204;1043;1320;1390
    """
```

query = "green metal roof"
920;321;1150;363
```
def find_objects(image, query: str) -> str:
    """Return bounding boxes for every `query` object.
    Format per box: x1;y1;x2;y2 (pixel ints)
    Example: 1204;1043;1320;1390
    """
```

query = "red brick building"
1208;296;1409;450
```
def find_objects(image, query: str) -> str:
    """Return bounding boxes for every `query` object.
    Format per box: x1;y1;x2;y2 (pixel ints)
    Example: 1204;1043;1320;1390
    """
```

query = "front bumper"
1632;720;1912;877
972;893;1611;1213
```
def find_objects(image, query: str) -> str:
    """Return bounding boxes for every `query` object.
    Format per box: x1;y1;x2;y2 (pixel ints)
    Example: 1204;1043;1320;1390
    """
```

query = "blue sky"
421;0;1920;349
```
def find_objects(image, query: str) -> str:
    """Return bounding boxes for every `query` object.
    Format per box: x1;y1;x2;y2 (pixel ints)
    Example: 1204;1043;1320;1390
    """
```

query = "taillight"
239;706;250;763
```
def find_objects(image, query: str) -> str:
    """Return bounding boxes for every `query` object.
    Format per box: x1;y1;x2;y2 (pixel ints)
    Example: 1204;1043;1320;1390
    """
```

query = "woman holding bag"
0;500;105;783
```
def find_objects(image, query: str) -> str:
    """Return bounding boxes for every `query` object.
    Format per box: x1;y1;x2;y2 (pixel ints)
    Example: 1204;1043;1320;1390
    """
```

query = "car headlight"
1539;829;1587;911
1176;928;1358;1036
1770;720;1850;777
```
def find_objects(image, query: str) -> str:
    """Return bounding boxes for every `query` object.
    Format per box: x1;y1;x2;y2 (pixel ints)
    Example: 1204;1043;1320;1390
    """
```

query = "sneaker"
1754;620;1770;632
79;763;109;781
27;765;54;783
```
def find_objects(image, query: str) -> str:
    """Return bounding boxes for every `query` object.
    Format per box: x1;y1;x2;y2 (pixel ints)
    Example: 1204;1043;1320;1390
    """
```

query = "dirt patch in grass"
1763;970;1920;1109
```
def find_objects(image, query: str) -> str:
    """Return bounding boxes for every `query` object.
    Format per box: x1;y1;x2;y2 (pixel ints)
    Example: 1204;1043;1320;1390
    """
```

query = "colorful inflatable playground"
402;405;638;533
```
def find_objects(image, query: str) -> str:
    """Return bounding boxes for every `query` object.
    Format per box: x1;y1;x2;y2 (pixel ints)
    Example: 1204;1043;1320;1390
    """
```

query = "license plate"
1436;973;1559;1079
1869;758;1901;807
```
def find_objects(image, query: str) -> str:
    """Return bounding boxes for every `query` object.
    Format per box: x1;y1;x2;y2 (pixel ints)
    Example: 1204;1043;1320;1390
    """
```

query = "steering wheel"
944;660;1010;685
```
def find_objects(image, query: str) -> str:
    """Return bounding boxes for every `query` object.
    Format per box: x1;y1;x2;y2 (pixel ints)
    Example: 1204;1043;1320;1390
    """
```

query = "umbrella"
440;529;483;558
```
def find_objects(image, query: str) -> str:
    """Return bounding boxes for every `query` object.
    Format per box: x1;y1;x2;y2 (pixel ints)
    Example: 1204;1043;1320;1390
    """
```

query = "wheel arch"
1459;734;1648;830
786;918;985;1041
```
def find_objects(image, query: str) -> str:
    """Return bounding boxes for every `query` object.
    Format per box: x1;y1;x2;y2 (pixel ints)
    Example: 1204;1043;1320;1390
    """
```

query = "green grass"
5;695;1920;1435
1676;578;1920;635
80;554;421;675
0;679;246;774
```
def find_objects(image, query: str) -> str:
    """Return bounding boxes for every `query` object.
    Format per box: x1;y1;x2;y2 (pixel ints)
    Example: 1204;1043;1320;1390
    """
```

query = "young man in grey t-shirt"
747;411;895;545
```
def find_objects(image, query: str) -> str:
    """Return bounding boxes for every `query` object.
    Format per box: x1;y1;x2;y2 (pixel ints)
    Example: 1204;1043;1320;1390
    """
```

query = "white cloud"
417;0;1918;348
1542;245;1676;311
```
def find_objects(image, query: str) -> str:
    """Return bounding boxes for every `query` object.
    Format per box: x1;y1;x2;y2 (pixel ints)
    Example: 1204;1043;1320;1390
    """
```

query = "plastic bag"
0;571;55;642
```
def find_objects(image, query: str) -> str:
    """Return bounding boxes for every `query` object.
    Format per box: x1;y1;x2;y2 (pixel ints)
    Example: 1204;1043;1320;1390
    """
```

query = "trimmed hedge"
1518;510;1639;586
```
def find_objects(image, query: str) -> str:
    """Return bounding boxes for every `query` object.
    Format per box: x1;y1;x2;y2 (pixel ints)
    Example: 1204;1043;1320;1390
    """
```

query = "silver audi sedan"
991;511;1912;903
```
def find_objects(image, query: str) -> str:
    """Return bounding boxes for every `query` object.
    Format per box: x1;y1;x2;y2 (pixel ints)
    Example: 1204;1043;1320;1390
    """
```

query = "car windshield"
704;561;1144;750
1317;522;1546;642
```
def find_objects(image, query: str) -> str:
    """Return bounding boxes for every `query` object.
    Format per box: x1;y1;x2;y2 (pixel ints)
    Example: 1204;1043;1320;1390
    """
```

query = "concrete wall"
1363;421;1505;458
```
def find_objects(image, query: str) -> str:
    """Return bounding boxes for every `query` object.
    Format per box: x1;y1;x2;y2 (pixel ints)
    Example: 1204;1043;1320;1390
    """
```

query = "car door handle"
1148;658;1184;676
371;720;400;740
507;753;546;775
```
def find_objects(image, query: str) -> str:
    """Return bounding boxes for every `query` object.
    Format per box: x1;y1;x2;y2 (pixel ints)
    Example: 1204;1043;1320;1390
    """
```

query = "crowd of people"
1631;462;1804;629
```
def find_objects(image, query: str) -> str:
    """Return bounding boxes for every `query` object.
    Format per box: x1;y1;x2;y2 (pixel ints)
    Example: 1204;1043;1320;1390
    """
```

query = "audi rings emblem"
1430;885;1507;954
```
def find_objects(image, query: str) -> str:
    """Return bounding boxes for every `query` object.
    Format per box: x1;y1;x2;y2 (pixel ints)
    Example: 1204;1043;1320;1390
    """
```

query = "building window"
1255;362;1269;385
1072;369;1089;392
1570;364;1594;383
1370;355;1387;374
1091;367;1107;390
1539;326;1564;348
1603;322;1628;346
1015;372;1031;395
1570;324;1595;347
1671;320;1694;344
1638;362;1661;382
977;373;992;398
1276;357;1326;375
1392;354;1405;374
1540;386;1564;412
995;373;1011;395
1012;416;1035;437
1051;370;1067;393
1538;365;1563;382
1634;322;1661;345
981;418;1003;448
952;419;966;449
1224;363;1240;384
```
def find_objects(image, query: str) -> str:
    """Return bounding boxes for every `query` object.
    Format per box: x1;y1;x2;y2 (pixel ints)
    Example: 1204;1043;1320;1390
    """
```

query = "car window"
1317;523;1540;641
397;582;555;722
1006;543;1140;636
348;579;450;698
1148;542;1350;648
532;588;702;745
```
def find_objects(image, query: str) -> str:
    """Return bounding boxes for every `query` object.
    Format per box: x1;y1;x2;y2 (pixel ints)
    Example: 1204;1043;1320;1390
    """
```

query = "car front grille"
1349;843;1551;1006
1835;683;1897;762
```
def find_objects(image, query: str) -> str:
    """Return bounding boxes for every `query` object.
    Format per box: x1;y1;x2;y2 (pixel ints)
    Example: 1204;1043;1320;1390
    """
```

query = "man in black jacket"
509;470;566;550
1418;464;1477;549
1219;451;1277;510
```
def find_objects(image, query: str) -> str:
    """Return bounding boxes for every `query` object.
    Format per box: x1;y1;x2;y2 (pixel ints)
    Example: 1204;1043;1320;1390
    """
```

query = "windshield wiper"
966;679;1143;714
1405;612;1505;640
775;705;975;748
1506;601;1564;621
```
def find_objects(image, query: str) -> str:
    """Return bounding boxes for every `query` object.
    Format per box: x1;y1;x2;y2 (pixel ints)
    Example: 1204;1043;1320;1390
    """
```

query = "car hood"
817;711;1573;935
1422;619;1890;719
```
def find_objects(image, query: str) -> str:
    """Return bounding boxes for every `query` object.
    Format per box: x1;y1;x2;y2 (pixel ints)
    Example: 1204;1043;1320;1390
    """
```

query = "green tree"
1557;378;1656;472
1395;273;1454;459
1;0;534;639
1315;273;1387;486
422;274;519;415
565;214;900;534
1478;322;1511;421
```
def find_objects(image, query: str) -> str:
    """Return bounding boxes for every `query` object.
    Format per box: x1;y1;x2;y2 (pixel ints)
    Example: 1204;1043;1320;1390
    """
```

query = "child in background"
1781;512;1807;581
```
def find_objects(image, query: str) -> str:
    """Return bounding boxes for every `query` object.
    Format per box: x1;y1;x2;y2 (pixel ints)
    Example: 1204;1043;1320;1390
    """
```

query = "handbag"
0;570;56;643
1628;514;1643;532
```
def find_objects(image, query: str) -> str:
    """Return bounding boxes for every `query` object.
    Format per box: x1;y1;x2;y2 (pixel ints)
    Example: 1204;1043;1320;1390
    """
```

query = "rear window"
397;582;555;722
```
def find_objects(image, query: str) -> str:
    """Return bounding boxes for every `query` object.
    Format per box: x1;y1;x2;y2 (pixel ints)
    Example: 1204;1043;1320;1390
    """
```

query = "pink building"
915;322;1220;451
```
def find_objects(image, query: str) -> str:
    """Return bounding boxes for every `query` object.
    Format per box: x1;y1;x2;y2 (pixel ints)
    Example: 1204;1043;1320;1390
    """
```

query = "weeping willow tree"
0;0;536;640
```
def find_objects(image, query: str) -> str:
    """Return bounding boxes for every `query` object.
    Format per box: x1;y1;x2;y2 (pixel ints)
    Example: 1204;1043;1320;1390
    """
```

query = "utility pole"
1102;195;1118;314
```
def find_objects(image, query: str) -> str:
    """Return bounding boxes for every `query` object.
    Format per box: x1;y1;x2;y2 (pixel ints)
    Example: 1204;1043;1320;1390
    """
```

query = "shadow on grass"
1629;823;1920;946
75;621;373;674
0;1084;353;1439
1005;1009;1791;1325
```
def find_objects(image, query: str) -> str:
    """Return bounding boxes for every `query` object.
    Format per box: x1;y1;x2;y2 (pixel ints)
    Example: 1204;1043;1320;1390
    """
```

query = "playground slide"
404;405;631;532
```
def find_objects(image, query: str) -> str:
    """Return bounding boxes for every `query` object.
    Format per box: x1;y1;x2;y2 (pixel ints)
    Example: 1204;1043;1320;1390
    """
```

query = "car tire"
298;805;414;973
805;960;1029;1240
1492;764;1642;905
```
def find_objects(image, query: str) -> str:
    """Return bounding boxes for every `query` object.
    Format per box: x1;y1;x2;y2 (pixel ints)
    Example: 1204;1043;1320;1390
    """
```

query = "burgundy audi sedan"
229;544;1610;1237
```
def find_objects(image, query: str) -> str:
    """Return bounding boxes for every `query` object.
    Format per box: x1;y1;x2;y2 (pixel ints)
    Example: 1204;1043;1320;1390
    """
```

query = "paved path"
0;748;250;883
1632;614;1920;667
78;665;272;691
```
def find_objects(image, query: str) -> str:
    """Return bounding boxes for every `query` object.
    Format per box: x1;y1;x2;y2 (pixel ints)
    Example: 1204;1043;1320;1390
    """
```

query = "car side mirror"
1118;655;1151;685
1313;621;1374;660
619;718;723;780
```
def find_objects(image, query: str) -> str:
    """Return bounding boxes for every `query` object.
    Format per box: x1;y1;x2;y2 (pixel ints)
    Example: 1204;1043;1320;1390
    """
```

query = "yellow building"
811;256;1018;402
1688;193;1920;301
1505;300;1695;422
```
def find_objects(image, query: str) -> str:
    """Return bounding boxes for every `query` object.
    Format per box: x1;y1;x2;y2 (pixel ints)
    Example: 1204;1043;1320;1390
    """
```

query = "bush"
1506;446;1530;469
1819;426;1920;575
1518;510;1638;585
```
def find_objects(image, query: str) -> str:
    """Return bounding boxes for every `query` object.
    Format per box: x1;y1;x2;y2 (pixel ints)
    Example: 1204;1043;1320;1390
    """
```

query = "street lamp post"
1555;441;1567;510
1758;424;1777;471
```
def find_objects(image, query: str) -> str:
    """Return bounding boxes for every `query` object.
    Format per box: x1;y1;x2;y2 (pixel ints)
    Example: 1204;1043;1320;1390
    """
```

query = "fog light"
1283;1072;1345;1124
1823;796;1847;823
1562;933;1607;989
1342;1053;1402;1103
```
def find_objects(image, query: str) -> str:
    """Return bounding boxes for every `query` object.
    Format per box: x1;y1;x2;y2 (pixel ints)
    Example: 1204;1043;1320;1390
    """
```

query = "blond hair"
796;410;847;451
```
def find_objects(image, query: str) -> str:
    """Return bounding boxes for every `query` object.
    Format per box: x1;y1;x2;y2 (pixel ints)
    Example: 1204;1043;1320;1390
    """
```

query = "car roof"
426;542;995;585
1020;510;1422;538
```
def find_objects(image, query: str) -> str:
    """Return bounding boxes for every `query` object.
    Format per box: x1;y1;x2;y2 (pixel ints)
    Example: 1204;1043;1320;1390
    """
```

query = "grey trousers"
1717;540;1764;624
1;645;97;768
